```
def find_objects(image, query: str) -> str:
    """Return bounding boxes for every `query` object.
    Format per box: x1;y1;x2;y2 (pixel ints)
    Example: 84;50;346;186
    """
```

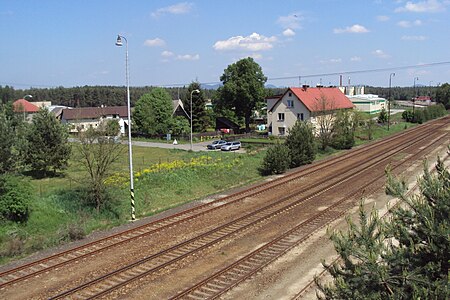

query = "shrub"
285;121;316;168
0;175;32;222
259;143;290;176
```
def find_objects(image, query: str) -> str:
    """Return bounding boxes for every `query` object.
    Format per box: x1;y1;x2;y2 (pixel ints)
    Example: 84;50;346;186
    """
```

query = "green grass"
0;146;265;264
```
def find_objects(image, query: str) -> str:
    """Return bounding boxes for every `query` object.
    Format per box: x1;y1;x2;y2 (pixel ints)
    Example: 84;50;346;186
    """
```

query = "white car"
221;141;241;151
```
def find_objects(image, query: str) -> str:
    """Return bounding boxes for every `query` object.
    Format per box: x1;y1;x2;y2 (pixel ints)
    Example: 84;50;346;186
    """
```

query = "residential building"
12;99;39;122
348;94;386;114
267;86;354;136
60;106;128;135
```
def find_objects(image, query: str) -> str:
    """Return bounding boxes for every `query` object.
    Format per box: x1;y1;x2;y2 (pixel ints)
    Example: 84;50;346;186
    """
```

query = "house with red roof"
267;86;354;136
13;99;40;122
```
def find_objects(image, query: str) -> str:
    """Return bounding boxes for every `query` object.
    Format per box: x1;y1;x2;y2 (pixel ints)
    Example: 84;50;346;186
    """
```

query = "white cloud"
176;54;200;61
376;15;390;21
320;58;342;64
395;0;447;13
213;33;277;52
372;49;390;58
282;28;296;37
151;2;193;17
333;24;369;34
402;35;427;40
277;13;303;29
350;56;362;61
397;19;423;27
161;50;174;57
144;38;166;47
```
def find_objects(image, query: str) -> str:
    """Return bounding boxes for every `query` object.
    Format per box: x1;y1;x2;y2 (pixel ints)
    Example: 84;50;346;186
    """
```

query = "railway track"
170;124;449;299
45;118;448;299
0;118;444;290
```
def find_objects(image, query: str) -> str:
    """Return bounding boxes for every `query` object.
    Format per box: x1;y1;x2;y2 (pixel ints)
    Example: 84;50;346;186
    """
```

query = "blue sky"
1;0;449;89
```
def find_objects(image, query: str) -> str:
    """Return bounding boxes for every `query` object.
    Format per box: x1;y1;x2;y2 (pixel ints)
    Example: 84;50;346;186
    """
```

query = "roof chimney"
302;84;309;90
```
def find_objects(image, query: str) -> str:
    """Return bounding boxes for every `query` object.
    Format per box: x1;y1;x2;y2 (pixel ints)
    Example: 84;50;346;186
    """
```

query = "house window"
278;127;286;135
288;92;292;97
287;100;294;108
297;113;304;121
278;113;285;121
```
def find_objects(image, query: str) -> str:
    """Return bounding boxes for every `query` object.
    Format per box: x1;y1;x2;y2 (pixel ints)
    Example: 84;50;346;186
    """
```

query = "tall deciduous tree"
133;88;173;136
24;108;71;176
435;82;450;109
216;57;267;133
314;95;336;151
285;121;316;168
76;127;125;211
183;82;208;133
0;103;27;173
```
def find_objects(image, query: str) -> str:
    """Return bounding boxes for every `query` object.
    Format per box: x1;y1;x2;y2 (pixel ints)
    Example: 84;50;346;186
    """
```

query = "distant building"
348;94;386;114
13;99;40;122
61;106;128;135
267;86;354;136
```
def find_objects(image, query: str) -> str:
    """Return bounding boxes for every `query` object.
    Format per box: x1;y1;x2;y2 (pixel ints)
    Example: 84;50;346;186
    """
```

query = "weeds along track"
46;118;448;299
0;117;447;293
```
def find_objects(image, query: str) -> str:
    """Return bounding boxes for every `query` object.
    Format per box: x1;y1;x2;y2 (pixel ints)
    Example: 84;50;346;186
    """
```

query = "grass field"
0;116;420;264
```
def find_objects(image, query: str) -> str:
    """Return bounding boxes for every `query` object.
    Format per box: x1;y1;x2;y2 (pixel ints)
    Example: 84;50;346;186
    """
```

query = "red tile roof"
289;87;354;112
61;106;128;120
13;99;39;113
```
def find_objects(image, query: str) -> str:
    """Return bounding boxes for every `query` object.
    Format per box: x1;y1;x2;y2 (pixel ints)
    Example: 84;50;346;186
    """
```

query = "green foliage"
183;82;209;132
259;143;290;175
317;159;450;299
134;88;173;136
377;107;388;124
435;82;450;109
103;119;121;136
24;108;71;176
216;57;267;132
402;104;447;124
0;175;32;222
285;121;316;168
76;127;125;211
0;105;25;173
171;116;190;136
332;111;355;150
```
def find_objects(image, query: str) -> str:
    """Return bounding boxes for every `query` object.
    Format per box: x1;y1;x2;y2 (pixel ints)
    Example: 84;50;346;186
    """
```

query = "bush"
285;121;316;168
0;175;32;222
259;143;290;176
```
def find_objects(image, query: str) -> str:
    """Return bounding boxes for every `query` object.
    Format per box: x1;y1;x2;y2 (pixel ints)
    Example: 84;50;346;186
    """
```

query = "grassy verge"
0;147;264;264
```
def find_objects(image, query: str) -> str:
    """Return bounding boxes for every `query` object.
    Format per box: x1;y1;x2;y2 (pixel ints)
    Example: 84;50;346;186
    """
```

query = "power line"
267;61;450;81
2;61;450;89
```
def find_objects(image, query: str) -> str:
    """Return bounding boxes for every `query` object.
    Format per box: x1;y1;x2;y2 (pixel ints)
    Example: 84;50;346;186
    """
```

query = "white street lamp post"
115;35;135;221
388;72;395;131
413;77;419;121
190;89;200;151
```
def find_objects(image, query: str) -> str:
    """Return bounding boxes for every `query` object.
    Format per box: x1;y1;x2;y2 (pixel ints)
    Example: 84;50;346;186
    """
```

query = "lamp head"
115;35;123;47
193;89;200;94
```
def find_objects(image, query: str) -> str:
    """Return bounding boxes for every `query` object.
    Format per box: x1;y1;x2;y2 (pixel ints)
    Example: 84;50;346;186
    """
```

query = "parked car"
207;140;227;150
221;141;241;151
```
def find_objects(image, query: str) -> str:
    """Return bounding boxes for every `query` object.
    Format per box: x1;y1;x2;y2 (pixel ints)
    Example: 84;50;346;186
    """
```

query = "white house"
61;106;128;135
267;86;354;136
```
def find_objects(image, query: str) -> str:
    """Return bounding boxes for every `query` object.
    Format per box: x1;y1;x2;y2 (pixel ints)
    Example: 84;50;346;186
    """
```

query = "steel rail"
49;121;447;299
1;118;443;289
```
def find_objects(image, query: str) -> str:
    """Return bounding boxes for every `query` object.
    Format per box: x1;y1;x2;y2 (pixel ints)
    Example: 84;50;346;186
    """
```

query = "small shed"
215;117;240;134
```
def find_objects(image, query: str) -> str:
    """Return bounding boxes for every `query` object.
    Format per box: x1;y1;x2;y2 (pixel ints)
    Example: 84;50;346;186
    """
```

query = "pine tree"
316;159;450;299
285;121;316;168
24;108;71;176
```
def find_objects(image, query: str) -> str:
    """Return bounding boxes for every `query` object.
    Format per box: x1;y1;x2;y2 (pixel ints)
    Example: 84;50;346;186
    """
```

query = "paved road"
130;140;211;152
